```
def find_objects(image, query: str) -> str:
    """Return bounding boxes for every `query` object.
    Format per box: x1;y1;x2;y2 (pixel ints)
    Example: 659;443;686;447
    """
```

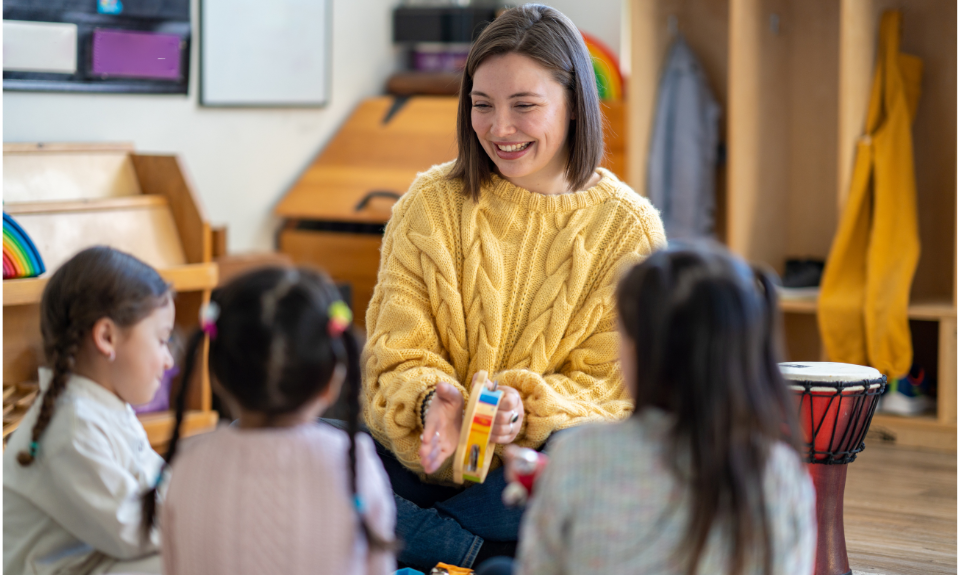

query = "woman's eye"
472;102;490;109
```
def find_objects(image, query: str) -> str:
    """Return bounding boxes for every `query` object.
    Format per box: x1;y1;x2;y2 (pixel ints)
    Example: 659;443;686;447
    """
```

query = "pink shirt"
161;424;396;575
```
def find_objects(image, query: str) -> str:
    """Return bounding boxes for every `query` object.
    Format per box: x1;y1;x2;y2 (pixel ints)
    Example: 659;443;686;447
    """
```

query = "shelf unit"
2;143;219;449
628;0;956;450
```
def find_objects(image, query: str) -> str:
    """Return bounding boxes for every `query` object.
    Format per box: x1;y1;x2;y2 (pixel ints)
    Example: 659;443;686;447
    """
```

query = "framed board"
3;0;190;95
200;0;331;107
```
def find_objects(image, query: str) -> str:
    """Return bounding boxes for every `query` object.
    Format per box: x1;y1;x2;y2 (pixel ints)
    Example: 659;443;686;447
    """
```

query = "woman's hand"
419;382;464;474
491;385;524;444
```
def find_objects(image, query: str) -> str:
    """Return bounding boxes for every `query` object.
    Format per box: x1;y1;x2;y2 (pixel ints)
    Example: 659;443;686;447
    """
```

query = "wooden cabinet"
2;143;219;450
274;95;627;330
628;0;956;450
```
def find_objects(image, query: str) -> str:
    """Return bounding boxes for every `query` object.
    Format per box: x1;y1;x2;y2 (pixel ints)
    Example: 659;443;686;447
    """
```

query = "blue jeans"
320;419;524;571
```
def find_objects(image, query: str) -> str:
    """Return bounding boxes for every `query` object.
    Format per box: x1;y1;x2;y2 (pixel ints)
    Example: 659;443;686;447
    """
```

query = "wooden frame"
629;0;956;450
2;143;219;448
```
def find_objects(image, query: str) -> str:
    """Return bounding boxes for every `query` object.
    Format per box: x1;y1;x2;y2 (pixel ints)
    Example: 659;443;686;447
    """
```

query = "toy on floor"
3;212;46;279
453;370;503;484
501;445;549;507
429;562;473;575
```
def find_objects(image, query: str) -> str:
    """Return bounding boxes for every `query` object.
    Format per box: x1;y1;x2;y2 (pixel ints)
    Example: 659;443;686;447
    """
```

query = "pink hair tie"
200;301;220;340
328;301;352;337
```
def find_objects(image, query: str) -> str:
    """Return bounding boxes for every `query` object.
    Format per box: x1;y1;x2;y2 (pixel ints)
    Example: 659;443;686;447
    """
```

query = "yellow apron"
818;11;922;380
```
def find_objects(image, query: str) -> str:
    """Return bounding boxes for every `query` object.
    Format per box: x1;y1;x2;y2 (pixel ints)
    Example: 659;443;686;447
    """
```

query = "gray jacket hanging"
647;35;721;240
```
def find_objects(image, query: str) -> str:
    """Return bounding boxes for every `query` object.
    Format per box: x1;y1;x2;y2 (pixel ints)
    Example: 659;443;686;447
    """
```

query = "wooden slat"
138;409;219;450
780;293;957;321
279;229;383;330
3;263;219;306
938;317;957;424
4;195;167;215
3;147;142;203
131;155;211;265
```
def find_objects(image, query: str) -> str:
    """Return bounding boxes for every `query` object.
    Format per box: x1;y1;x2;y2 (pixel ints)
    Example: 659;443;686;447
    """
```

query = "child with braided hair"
4;246;174;575
142;267;396;575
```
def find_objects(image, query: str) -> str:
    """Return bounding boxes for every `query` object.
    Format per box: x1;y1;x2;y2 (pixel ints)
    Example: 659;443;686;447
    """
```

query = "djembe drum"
780;362;885;575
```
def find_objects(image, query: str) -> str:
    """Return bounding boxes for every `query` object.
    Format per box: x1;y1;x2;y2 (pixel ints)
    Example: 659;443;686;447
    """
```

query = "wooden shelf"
869;413;957;452
139;409;220;450
3;262;219;307
778;291;957;321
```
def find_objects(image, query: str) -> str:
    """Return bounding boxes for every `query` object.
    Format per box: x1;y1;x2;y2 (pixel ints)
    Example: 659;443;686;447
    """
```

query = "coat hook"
668;15;678;36
770;13;780;35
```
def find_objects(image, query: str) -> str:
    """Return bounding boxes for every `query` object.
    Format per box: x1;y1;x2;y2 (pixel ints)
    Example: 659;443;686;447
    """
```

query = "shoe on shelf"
879;364;936;416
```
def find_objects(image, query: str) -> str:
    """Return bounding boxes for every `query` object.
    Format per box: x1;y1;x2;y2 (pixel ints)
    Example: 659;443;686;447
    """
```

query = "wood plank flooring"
844;442;956;574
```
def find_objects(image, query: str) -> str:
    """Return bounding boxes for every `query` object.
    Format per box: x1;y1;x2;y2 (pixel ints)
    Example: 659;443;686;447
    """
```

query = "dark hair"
17;246;172;466
140;267;394;552
448;3;604;201
616;242;801;575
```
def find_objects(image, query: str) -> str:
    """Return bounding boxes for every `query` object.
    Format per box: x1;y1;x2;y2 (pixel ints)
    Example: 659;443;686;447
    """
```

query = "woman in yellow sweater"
360;4;665;570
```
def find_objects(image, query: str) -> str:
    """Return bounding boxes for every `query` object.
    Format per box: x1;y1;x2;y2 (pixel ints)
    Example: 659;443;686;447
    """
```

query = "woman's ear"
90;317;119;361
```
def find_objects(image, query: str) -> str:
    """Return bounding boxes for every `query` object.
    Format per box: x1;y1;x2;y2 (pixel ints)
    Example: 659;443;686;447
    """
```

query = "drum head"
779;362;883;384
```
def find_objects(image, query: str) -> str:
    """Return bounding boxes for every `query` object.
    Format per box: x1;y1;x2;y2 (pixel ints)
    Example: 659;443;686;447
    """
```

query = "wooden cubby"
2;143;220;449
629;0;956;450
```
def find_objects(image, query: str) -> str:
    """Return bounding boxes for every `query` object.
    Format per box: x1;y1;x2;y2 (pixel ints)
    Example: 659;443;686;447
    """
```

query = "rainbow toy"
581;31;623;101
3;212;46;280
453;371;504;484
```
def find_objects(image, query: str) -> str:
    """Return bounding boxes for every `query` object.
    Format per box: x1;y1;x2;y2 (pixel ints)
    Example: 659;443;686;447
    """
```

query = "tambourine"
453;371;503;484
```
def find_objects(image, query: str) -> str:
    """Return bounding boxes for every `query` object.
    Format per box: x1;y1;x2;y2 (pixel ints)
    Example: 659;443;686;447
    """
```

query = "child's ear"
90;317;119;361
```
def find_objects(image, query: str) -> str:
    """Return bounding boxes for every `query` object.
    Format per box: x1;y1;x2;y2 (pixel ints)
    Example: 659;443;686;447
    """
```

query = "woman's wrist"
419;388;437;429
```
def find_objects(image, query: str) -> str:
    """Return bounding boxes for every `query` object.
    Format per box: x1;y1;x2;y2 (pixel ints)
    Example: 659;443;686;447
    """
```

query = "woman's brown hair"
448;3;604;201
616;242;802;575
17;246;172;466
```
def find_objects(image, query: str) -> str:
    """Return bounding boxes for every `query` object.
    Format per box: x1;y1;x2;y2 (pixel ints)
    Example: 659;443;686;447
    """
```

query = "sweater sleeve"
362;178;468;473
495;310;633;449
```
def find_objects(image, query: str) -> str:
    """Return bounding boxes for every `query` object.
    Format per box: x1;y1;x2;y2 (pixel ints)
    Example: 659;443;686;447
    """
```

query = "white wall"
541;0;623;61
3;0;624;251
3;0;398;252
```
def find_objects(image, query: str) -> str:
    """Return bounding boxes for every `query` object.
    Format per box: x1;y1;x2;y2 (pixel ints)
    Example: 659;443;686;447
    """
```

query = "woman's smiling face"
470;52;573;194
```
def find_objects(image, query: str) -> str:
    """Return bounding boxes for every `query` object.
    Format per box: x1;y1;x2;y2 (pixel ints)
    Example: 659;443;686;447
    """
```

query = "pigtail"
140;328;205;543
17;328;81;466
342;329;396;553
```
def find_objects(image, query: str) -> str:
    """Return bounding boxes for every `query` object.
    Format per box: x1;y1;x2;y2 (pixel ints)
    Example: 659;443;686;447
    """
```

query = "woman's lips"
493;141;533;160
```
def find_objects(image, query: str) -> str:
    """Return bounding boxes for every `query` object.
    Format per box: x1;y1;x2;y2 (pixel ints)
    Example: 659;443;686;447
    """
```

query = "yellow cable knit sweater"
361;162;666;481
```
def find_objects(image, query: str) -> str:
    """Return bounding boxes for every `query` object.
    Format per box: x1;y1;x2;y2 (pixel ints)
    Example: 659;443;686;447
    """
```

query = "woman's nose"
490;110;515;137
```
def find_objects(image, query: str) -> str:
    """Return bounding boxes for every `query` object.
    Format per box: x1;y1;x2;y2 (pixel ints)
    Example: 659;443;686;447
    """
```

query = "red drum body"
780;362;886;575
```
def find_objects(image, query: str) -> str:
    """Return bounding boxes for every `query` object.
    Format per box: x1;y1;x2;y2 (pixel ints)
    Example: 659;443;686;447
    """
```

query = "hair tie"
328;301;352;337
153;463;168;490
353;494;366;514
199;301;220;340
29;441;38;459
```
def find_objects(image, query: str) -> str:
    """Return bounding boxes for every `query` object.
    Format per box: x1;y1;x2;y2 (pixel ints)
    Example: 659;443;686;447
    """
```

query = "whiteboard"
200;0;330;106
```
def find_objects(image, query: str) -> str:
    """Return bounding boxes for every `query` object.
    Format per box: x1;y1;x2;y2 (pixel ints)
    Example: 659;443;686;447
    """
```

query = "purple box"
133;366;178;415
91;29;182;80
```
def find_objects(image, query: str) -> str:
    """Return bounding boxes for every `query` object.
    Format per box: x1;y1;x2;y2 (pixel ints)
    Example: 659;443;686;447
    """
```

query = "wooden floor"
845;442;957;574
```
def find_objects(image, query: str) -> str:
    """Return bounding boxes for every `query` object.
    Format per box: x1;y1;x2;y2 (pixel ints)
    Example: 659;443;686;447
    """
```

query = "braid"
17;328;81;466
343;329;396;553
140;328;205;543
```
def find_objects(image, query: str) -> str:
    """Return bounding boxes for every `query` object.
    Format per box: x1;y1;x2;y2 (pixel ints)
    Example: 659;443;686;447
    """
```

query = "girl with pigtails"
4;246;174;575
143;266;396;575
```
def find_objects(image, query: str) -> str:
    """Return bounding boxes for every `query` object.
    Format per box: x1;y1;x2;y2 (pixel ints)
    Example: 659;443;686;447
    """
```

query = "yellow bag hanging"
818;10;922;380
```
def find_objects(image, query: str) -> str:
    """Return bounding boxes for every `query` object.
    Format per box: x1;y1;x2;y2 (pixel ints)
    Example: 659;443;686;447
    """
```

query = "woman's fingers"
490;386;524;443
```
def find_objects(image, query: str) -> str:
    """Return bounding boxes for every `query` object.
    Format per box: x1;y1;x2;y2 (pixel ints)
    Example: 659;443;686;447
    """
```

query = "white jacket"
3;370;164;575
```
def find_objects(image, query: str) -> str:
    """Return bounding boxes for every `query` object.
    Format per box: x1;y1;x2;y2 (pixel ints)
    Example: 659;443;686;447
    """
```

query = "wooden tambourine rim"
453;370;502;484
